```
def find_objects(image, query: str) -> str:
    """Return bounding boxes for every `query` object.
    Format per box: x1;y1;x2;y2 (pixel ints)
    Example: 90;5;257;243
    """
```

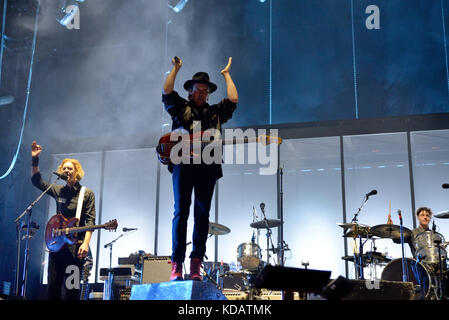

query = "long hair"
57;158;85;181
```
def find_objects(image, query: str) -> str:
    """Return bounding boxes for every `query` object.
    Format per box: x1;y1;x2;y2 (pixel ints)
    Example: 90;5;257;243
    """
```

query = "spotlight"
169;0;189;13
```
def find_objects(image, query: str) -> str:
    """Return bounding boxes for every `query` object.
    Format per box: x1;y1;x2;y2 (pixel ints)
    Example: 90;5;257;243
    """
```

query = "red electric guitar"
156;131;283;165
45;214;118;253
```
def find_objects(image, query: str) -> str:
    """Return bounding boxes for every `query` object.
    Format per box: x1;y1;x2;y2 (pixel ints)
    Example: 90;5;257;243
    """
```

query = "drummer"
412;207;433;240
411;207;433;258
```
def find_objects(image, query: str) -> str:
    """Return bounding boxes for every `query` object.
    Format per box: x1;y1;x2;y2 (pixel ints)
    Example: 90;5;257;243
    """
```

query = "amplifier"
141;256;172;284
222;289;248;300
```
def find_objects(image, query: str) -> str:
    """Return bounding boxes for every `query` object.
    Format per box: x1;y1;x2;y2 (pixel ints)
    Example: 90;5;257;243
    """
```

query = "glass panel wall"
218;142;278;268
98;149;158;275
343;133;413;280
280;137;344;279
411;130;449;246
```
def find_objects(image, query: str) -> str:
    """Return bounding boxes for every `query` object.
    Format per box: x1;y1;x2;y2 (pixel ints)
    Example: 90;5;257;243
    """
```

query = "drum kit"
339;212;449;300
203;205;287;298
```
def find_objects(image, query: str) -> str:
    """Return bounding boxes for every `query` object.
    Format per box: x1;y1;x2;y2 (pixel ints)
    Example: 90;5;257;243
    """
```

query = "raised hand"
31;141;42;158
172;56;183;69
220;57;232;75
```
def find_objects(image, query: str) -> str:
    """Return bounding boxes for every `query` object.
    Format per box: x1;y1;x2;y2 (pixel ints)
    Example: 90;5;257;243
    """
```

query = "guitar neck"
204;136;259;146
63;224;107;235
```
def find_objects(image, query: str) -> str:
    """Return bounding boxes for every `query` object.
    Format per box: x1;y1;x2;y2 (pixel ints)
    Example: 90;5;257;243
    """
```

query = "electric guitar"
45;214;118;253
80;258;92;300
156;131;283;165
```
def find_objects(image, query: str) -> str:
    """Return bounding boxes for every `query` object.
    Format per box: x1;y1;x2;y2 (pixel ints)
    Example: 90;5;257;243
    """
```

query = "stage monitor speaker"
141;256;172;284
254;265;331;292
321;276;355;300
343;280;417;300
130;281;228;300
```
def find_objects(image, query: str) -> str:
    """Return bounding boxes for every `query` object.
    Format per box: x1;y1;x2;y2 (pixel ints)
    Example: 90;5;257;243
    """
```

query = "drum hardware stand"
278;166;285;267
14;175;63;298
434;235;445;299
368;238;379;280
252;206;260;250
397;210;409;282
201;268;221;289
260;204;277;266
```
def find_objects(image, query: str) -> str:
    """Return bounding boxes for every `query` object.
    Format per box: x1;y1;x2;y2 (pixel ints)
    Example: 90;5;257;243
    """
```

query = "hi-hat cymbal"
343;230;373;238
337;222;359;230
370;224;412;241
341;223;372;238
435;210;449;219
250;219;282;229
208;222;230;235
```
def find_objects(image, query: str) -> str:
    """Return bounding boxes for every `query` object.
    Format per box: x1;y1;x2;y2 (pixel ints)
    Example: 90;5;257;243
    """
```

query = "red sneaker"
189;258;202;281
170;261;183;281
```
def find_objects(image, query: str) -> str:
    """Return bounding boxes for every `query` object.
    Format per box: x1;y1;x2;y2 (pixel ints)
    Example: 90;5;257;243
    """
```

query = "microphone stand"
279;166;284;267
103;233;125;300
14;176;62;298
397;210;408;283
351;195;370;280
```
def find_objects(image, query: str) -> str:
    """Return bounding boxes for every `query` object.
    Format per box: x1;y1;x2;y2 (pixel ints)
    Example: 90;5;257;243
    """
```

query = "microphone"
397;209;403;224
53;171;68;180
432;220;436;232
251;231;255;243
123;227;137;232
442;183;449;189
365;189;378;198
260;203;265;211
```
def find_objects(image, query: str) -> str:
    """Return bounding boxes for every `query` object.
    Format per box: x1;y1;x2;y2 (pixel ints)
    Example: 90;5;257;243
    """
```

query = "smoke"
28;0;249;154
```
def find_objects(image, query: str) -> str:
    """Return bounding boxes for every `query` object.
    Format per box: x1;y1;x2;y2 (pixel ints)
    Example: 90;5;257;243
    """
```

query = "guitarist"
30;141;95;300
162;57;238;281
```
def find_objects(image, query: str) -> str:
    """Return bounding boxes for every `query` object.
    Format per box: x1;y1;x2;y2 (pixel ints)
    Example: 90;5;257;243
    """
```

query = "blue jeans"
171;164;217;263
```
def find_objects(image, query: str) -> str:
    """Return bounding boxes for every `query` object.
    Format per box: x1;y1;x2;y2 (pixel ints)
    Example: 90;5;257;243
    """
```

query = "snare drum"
415;231;447;266
381;258;435;299
237;242;261;271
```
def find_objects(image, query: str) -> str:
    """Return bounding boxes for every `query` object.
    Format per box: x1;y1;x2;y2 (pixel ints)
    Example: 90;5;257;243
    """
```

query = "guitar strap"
75;186;86;227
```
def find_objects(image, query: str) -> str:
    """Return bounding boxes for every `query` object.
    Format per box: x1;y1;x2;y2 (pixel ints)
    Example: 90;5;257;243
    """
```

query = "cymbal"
343;230;373;238
370;224;412;241
250;219;281;229
341;223;372;238
337;222;359;230
434;210;449;219
208;222;230;235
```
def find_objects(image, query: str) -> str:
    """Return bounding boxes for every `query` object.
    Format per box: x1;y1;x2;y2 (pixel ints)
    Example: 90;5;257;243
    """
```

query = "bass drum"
381;258;435;299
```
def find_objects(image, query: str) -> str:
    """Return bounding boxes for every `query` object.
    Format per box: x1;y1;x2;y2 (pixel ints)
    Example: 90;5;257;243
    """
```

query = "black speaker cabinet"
343;280;418;300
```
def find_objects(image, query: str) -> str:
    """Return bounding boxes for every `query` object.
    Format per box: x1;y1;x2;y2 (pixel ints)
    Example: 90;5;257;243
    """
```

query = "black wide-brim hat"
183;72;217;93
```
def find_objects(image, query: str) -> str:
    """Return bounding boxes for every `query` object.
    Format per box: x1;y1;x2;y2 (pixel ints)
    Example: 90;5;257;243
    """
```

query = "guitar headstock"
258;135;283;146
104;219;118;231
